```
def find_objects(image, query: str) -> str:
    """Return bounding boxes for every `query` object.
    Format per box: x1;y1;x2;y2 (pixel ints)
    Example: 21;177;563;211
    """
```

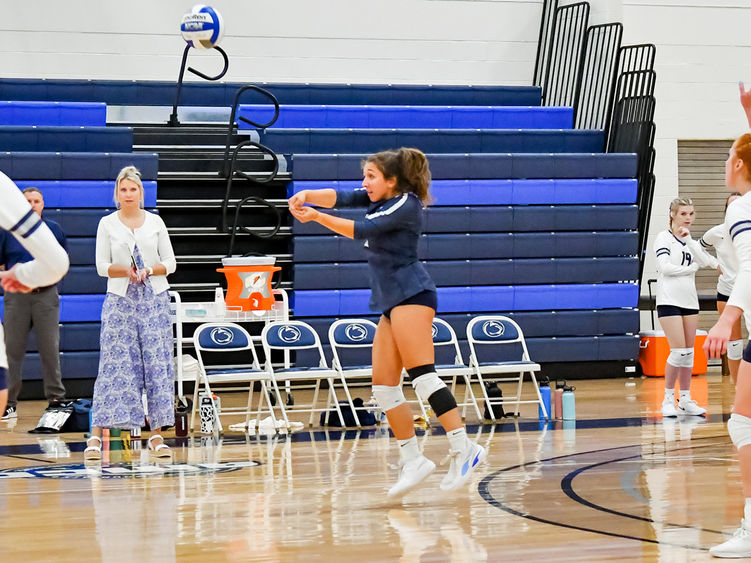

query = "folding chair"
328;318;378;427
466;315;548;420
191;322;279;433
431;317;482;421
261;320;345;429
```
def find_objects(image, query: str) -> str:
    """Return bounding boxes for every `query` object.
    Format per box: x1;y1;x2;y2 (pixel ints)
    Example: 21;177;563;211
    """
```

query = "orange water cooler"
216;256;281;311
638;330;708;376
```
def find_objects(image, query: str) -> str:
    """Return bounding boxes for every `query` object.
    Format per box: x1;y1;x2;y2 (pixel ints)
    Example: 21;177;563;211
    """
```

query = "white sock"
447;427;470;453
664;388;675;401
397;436;420;462
679;390;691;401
744;498;751;524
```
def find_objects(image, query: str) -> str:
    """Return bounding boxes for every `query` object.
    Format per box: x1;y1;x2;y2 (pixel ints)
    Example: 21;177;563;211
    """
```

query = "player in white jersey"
707;132;751;558
654;197;719;417
0;171;69;416
700;191;743;384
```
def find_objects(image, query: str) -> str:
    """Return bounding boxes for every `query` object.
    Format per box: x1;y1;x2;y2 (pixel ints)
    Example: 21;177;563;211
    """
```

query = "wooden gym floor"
0;370;743;562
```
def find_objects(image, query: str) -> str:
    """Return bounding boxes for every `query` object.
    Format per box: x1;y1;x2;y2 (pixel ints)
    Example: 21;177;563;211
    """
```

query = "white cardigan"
95;211;176;297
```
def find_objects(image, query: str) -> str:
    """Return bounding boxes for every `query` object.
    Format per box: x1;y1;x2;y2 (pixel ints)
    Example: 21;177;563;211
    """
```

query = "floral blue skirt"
92;273;174;430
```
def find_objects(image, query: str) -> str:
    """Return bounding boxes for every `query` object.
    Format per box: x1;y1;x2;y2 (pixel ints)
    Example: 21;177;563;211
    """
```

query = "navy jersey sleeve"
335;188;371;208
352;193;419;240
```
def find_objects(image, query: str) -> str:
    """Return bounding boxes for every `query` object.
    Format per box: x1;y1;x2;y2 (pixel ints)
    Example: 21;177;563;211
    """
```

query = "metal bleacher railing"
534;0;657;281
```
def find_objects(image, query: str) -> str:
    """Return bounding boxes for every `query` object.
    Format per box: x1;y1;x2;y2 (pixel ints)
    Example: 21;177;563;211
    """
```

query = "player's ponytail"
733;133;751;182
364;147;433;206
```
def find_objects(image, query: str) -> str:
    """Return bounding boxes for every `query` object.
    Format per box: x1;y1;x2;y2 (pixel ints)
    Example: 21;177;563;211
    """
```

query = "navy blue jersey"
336;188;436;312
0;218;67;271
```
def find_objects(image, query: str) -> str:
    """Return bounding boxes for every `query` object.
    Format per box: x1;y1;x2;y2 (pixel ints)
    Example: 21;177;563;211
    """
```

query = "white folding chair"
328;318;378;427
466;315;548;420
192;322;280;433
431;317;482;421
261;320;345;429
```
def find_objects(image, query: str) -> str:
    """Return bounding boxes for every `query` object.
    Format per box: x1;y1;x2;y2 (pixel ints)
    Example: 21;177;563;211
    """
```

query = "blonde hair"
113;165;144;208
364;147;432;206
668;197;693;228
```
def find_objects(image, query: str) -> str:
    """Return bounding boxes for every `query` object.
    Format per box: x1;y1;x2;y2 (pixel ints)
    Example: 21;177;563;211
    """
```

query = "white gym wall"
2;0;749;331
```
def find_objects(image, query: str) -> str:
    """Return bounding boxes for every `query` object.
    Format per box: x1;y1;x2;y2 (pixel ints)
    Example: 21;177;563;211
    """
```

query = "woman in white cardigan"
85;166;177;460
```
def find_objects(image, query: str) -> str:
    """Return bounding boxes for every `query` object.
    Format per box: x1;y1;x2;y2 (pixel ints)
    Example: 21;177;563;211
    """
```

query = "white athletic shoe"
678;397;706;416
387;455;435;498
710;520;751;558
440;442;487;491
661;399;679;417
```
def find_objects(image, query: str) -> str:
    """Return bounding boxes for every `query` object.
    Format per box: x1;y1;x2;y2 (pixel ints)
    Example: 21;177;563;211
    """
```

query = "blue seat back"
195;324;251;350
264;322;319;349
331;320;377;347
469;317;521;343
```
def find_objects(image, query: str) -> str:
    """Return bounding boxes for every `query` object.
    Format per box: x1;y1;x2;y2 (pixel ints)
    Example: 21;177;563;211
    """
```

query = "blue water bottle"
538;378;552;420
562;385;576;420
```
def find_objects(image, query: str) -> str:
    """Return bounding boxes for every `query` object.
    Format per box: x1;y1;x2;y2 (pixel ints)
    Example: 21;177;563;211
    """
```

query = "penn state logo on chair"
482;320;505;338
278;325;302;343
345;323;368;342
210;327;235;345
431;323;439;339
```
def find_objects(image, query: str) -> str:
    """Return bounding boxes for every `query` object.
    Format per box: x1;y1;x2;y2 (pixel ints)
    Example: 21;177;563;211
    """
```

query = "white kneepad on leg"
728;340;745;361
667;347;694;368
411;373;446;402
372;385;406;411
728;414;751;450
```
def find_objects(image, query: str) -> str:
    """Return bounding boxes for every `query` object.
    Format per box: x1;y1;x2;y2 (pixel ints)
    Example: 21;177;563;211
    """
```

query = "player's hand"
128;268;141;284
288;190;308;210
718;266;723;276
0;265;33;293
740;82;751;113
705;319;732;358
289;205;319;223
676;226;690;239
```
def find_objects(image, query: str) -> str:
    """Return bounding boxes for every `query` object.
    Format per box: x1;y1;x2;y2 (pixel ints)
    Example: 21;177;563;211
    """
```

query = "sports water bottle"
214;287;226;317
562;385;576;420
200;394;214;434
554;380;566;419
538;378;551;420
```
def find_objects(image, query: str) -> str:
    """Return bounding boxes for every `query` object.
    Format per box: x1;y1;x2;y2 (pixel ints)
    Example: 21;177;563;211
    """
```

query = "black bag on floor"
320;398;376;427
483;382;507;420
28;404;74;434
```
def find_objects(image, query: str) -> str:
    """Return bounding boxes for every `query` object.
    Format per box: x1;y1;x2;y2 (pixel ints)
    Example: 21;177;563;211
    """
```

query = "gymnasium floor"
0;370;742;562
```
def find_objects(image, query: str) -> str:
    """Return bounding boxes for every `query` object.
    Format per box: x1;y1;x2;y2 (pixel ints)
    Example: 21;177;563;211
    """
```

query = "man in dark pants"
1;187;67;419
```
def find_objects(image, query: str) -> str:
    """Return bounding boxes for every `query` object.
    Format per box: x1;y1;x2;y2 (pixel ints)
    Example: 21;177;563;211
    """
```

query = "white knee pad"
728;339;744;361
411;373;446;402
372;385;406;411
728;413;751;450
667;347;694;368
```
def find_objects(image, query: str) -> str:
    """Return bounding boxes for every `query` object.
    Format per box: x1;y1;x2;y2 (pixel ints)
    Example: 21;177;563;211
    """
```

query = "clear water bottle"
562;385;576;420
214;287;226;317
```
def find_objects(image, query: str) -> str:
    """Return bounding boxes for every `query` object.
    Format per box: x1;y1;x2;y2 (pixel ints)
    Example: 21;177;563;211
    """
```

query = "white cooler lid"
639;330;665;337
221;255;276;267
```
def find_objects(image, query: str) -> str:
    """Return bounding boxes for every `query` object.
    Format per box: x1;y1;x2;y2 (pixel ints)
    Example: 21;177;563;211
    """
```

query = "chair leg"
475;372;495;421
338;374;361;427
463;375;482;420
270;377;290;430
514;372;524;418
328;379;346;427
310;380;322;427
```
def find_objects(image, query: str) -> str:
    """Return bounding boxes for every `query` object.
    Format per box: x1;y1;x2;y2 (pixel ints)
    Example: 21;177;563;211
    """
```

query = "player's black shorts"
383;290;438;320
657;305;699;318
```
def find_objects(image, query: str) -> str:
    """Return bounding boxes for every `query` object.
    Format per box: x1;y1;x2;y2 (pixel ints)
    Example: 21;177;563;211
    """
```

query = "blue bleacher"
292;283;638;317
0;101;106;126
294;205;638;235
0;294;104;323
0;152;158;180
0;79;543;107
294;258;638;289
238;104;573;129
16;180;157;208
43;209;111;236
0;126;132;152
294;232;637;262
292;153;637;180
260;129;605;155
290;178;637;205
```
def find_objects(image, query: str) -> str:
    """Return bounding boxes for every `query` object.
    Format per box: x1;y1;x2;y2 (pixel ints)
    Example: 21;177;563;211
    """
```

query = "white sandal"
84;436;102;461
148;434;171;458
